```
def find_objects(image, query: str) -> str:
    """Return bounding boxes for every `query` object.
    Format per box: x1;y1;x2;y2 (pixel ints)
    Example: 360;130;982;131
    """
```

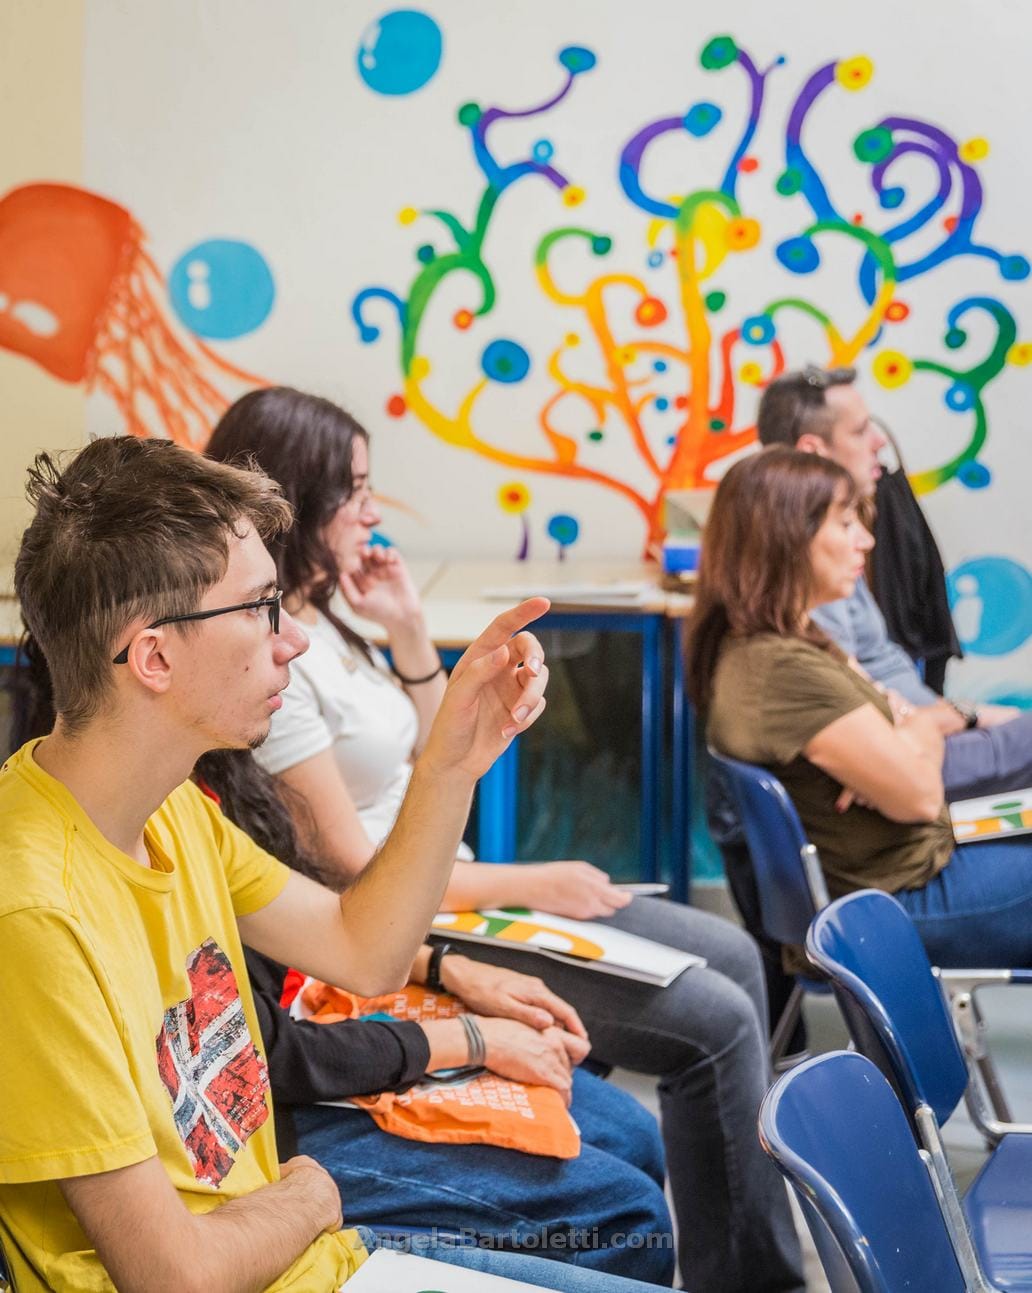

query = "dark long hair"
686;446;857;711
205;386;372;661
194;750;338;888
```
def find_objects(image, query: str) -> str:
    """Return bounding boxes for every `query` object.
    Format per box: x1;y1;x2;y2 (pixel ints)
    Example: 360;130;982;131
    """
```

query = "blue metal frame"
446;610;668;880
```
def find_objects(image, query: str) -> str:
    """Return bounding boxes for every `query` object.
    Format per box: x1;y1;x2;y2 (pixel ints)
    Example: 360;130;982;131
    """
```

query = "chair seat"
965;1133;1032;1289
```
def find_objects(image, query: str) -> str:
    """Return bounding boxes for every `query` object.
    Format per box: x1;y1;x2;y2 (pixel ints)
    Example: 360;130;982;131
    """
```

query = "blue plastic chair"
707;749;831;1062
760;1050;970;1293
0;1235;15;1292
808;890;1032;1292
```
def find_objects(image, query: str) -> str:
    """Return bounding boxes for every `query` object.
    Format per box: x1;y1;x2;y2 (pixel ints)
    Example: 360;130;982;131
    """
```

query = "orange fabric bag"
300;980;580;1159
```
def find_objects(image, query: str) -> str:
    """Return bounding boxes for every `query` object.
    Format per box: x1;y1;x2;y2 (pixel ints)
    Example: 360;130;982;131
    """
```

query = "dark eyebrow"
244;579;279;601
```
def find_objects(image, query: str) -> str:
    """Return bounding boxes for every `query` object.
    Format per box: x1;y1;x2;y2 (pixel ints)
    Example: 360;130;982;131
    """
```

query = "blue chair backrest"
760;1051;968;1293
708;749;821;946
807;890;970;1128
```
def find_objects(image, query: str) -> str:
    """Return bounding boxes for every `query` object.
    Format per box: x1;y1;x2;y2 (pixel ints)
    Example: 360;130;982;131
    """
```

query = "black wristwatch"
426;942;457;993
950;701;980;730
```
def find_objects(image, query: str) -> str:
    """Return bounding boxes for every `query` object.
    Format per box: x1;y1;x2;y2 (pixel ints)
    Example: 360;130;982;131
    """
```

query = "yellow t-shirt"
0;740;366;1292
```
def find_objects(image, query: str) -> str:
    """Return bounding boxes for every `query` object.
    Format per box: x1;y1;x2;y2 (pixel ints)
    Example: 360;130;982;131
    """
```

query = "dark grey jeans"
455;897;804;1293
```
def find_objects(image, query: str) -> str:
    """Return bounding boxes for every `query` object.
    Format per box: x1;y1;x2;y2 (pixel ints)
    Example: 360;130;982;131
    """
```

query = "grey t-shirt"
811;578;938;708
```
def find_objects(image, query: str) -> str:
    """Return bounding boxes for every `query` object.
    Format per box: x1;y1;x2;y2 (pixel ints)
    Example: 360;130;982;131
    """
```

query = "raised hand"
420;598;550;782
339;545;422;630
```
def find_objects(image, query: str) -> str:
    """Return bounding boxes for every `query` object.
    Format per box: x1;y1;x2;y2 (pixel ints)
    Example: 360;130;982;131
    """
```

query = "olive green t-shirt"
708;633;954;898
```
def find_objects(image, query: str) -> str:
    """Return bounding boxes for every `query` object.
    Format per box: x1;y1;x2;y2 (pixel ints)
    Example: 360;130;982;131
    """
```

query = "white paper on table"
344;1246;545;1291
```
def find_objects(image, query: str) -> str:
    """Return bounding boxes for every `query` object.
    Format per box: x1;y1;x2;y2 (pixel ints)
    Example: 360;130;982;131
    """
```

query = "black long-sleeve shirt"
246;948;431;1157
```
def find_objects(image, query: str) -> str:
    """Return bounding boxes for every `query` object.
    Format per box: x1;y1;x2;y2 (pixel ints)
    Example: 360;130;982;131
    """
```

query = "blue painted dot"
1000;254;1031;281
653;359;668;373
591;236;612;255
666;434;677;446
168;239;275;340
356;10;443;96
559;46;596;75
945;327;967;349
655;396;670;411
741;313;776;346
947;557;1032;656
945;381;975;412
880;186;905;209
482;339;531;384
776;236;820;274
547;513;580;547
416;243;436;264
532;139;555;163
683;101;723;138
957;460;991;489
647;250;664;269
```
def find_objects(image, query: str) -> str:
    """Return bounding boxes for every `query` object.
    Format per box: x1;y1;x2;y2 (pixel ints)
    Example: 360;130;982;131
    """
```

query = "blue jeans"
895;837;1032;966
297;1067;675;1284
456;899;805;1293
353;1225;670;1291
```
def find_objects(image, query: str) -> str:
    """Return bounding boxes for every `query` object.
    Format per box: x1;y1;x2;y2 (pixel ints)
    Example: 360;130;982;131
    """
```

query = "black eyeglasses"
112;590;283;664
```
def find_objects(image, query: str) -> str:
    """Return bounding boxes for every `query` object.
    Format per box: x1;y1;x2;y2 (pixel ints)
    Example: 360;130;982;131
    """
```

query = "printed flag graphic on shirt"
156;937;269;1186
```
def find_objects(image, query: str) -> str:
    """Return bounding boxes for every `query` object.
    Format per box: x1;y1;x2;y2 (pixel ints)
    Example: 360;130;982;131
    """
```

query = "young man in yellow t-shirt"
0;436;553;1293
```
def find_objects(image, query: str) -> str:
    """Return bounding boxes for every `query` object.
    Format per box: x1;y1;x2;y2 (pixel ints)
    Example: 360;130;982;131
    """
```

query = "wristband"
459;1013;487;1068
950;701;979;730
392;660;444;686
426;942;456;993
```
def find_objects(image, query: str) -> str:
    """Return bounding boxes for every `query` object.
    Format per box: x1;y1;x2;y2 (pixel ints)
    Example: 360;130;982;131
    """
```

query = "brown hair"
206;386;372;661
15;435;291;734
757;365;856;448
685;447;857;710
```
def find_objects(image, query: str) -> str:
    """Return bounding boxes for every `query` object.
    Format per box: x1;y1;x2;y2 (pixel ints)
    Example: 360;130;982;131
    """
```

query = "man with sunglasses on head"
756;365;1032;804
0;437;674;1293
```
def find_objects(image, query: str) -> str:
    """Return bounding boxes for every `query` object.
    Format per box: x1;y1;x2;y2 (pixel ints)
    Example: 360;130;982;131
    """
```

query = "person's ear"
124;631;174;695
795;432;831;458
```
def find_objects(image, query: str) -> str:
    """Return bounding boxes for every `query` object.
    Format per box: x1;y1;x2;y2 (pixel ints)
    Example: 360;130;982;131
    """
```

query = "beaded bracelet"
459;1014;487;1068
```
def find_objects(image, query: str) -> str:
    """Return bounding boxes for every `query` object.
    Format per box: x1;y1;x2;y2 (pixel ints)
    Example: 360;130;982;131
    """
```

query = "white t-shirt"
254;611;418;847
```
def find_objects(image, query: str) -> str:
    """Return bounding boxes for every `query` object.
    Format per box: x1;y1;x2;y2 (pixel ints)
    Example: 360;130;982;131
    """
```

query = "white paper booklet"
950;787;1032;841
345;1246;544;1291
431;908;704;986
480;580;652;605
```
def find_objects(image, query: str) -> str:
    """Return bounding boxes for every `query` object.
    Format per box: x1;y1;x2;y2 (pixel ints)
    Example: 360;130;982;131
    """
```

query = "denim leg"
895;838;1032;967
455;898;805;1293
296;1070;674;1283
942;711;1032;800
354;1226;671;1291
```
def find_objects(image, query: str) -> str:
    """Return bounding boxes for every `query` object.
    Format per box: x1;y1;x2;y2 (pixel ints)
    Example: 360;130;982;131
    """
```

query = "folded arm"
805;702;945;823
60;1153;341;1293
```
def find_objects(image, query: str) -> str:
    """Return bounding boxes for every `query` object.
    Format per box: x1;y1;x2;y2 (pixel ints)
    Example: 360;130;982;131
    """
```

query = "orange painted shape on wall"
0;183;134;383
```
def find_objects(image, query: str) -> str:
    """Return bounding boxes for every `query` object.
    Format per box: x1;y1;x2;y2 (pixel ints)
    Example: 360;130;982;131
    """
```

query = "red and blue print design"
156;937;269;1187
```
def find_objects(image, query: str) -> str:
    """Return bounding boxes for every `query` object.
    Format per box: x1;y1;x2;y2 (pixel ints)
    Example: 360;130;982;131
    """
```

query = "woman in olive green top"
687;446;1032;967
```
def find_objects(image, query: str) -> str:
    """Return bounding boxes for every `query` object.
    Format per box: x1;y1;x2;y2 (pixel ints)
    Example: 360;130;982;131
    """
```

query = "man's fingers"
555;1029;591;1065
508;1000;555;1030
455;599;550;677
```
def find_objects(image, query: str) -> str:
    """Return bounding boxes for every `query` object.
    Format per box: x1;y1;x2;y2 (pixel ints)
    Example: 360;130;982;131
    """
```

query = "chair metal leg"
770;983;805;1069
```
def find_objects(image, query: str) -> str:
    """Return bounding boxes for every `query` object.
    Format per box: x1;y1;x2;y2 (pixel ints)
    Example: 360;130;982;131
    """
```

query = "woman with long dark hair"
205;386;806;1293
688;446;1032;966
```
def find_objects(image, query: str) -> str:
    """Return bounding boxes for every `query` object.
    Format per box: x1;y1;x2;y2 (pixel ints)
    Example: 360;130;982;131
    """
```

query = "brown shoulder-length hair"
14;436;291;735
205;386;372;658
686;446;858;710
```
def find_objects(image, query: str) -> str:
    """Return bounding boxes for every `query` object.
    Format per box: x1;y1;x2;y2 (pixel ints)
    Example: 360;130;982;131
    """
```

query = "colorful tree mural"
352;33;1030;552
